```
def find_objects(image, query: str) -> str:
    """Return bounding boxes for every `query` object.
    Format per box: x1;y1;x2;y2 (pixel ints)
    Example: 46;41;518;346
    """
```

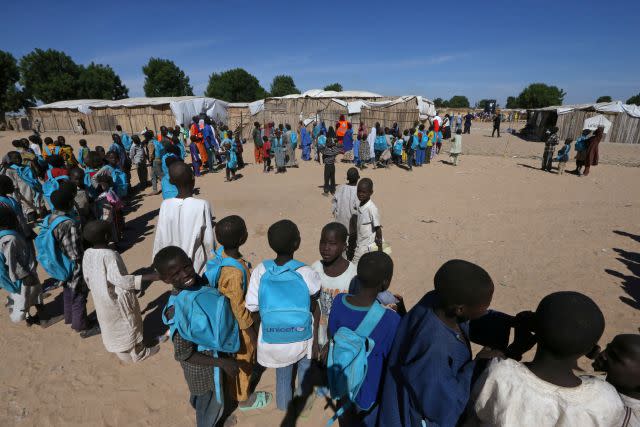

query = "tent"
583;114;612;133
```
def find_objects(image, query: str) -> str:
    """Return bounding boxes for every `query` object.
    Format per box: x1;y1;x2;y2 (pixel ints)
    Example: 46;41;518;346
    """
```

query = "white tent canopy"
534;101;640;118
584;114;612;133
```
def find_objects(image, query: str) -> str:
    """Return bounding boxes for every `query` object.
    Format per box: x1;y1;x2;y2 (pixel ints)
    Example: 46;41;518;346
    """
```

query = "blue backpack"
152;140;165;159
44;145;61;157
258;259;312;344
161;175;178;200
226;150;238;170
10;164;41;193
420;132;429;149
317;135;327;149
393;140;403;156
204;246;248;292
0;230;23;294
120;133;133;151
42;170;69;209
290;131;298;147
374;135;388;151
0;195;21;217
327;300;386;422
35;215;75;281
104;165;128;198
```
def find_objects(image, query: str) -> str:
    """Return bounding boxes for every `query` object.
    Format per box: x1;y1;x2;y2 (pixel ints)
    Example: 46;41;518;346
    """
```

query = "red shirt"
262;141;271;158
48;167;68;180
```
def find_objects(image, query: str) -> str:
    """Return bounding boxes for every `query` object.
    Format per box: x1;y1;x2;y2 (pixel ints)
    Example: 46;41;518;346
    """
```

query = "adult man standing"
492;112;501;137
464;111;473;134
252;121;262;164
336;114;350;145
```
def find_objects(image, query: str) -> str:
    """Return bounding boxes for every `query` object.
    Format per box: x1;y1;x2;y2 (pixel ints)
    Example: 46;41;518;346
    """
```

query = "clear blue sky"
3;0;639;105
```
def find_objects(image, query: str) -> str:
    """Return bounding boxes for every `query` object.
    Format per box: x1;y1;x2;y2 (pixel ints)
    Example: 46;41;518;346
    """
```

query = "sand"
1;124;639;426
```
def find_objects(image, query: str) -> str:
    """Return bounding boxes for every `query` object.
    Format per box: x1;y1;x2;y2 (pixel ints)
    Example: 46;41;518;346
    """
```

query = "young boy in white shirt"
349;178;383;264
245;219;321;412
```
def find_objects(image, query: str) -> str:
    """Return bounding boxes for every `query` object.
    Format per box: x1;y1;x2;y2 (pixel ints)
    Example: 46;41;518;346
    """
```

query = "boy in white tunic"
332;167;359;232
83;220;159;363
465;291;625;427
348;178;383;264
152;162;215;275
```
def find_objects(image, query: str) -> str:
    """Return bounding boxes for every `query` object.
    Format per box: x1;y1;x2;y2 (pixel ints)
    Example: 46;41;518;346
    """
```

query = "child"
555;138;572;175
416;125;426;166
146;131;165;195
311;222;358;348
407;128;418;171
0;175;31;236
152;162;215;275
327;251;400;426
593;334;640;426
377;259;498;427
359;133;370;169
82;220;160;362
349;178;382;264
245;219;321;412
0;206;47;326
211;215;272;410
332;168;360;231
392;136;403;166
77;139;90;168
467;291;625;426
323;139;341;196
449;128;463;166
1;151;40;221
92;151;128;198
427;125;436;164
129;135;149;188
273;130;287;174
542;127;559;172
153;246;239;427
223;140;238;182
573;129;591;176
58;136;78;169
43;184;100;338
68;168;92;225
93;175;124;243
262;135;272;173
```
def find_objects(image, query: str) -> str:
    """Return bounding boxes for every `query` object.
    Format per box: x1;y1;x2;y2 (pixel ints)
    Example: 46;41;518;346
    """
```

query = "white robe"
367;128;377;159
82;248;143;353
152;197;215;275
332;184;359;231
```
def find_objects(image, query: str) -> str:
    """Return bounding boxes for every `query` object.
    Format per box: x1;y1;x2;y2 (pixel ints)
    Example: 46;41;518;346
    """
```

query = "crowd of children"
1;120;638;427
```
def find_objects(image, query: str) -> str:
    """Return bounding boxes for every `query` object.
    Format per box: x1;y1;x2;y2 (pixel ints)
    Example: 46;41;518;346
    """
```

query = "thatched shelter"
525;102;640;144
29;97;228;135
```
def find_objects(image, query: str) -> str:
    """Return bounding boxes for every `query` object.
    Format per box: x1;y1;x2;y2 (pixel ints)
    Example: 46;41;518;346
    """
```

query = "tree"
505;96;519;109
433;97;448;108
142;58;193;97
626;93;640;106
515;83;566;109
19;48;81;103
448;95;470;108
269;75;300;97
596;96;612;103
205;68;267;102
475;99;494;109
78;63;129;100
323;83;343;92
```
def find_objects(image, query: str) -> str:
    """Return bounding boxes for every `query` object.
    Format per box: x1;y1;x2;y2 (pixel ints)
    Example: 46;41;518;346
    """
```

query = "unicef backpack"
411;134;420;150
258;259;312;344
120;133;133;151
104;166;128;198
226;150;238;170
327;299;386;423
204;246;248;291
10;164;41;193
374;135;387;151
317;135;327;148
42;170;69;209
290;131;298;147
0;230;23;294
35;215;75;281
161;175;178;200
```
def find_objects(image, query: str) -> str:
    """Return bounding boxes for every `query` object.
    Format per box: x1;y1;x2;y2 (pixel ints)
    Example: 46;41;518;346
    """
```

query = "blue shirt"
377;291;474;427
328;294;400;410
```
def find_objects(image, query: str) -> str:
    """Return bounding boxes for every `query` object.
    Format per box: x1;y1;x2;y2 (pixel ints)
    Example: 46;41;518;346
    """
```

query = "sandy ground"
1;125;639;426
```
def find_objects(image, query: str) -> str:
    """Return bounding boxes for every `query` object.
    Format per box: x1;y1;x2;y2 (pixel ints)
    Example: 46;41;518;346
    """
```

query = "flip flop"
238;391;272;412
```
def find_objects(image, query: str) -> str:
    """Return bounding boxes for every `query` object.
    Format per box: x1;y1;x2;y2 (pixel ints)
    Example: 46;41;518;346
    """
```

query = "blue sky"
3;0;639;105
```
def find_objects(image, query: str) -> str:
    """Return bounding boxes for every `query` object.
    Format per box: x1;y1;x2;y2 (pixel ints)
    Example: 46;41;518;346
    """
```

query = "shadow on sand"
605;230;640;310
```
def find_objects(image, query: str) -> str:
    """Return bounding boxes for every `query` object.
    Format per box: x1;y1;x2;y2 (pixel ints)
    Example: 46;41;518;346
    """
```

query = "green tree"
205;68;267;102
0;51;34;123
269;75;300;97
448;95;470;108
475;99;493;109
78;63;129;100
516;83;566;109
19;48;81;103
433;97;448;108
505;96;519;109
323;83;343;92
626;93;640;106
142;58;193;97
596;96;612;103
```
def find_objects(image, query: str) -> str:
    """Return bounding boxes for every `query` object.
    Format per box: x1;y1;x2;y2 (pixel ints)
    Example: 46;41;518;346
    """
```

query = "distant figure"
555;139;572;175
449;128;463;166
572;129;591;176
541;127;559;172
252;122;263;165
464;112;473;134
492;113;501;137
583;126;604;177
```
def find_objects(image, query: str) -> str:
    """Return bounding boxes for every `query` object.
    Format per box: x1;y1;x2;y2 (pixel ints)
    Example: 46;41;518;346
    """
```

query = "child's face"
357;185;372;204
69;174;84;188
159;257;198;289
593;335;640;392
319;230;346;263
106;153;118;167
458;290;493;321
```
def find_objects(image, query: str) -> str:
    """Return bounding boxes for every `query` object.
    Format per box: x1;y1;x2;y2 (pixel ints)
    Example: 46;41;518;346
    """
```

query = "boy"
152;162;215;275
542;126;559;172
0;175;31;236
349;178;382;264
467;291;625;426
213;215;272;410
223;140;237;182
322;139;341;196
0;206;47;326
572;129;591;176
77;139;90;168
153;246;239;427
129;135;148;189
46;184;100;338
145;130;164;195
449;128;463;166
68;168;92;224
311;222;357;348
262;136;272;173
332;168;360;232
245;219;321;412
328;251;400;426
555;138;572;175
82;220;160;362
594;334;640;426
377;259;498;427
1;151;39;222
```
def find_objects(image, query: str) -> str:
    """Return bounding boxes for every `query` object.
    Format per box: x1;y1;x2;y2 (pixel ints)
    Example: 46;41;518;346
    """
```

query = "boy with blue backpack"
154;246;240;427
92;151;129;199
326;251;400;426
1;151;41;222
37;184;100;338
245;219;321;412
0;175;32;237
205;215;272;411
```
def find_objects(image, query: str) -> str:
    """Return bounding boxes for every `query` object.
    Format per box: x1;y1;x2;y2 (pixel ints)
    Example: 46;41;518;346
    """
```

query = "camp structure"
525;102;640;144
29;96;228;135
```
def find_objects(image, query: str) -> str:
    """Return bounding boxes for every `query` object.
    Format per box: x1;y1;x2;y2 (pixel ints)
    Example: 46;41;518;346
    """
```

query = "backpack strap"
48;215;74;230
354;300;386;339
0;230;18;239
622;406;632;427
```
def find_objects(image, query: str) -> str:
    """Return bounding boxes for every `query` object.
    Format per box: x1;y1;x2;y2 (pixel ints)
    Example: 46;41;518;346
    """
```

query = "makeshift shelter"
29;96;228;135
525;102;640;144
349;96;435;129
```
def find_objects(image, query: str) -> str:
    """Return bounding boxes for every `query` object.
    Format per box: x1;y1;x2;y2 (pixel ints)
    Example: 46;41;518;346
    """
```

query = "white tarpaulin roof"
584;114;612;133
273;89;384;100
34;96;229;125
531;101;640;118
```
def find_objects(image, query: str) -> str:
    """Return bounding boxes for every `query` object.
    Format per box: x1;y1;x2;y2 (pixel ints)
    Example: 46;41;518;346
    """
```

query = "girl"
93;175;124;243
273;130;287;174
188;135;202;176
77;139;90;168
